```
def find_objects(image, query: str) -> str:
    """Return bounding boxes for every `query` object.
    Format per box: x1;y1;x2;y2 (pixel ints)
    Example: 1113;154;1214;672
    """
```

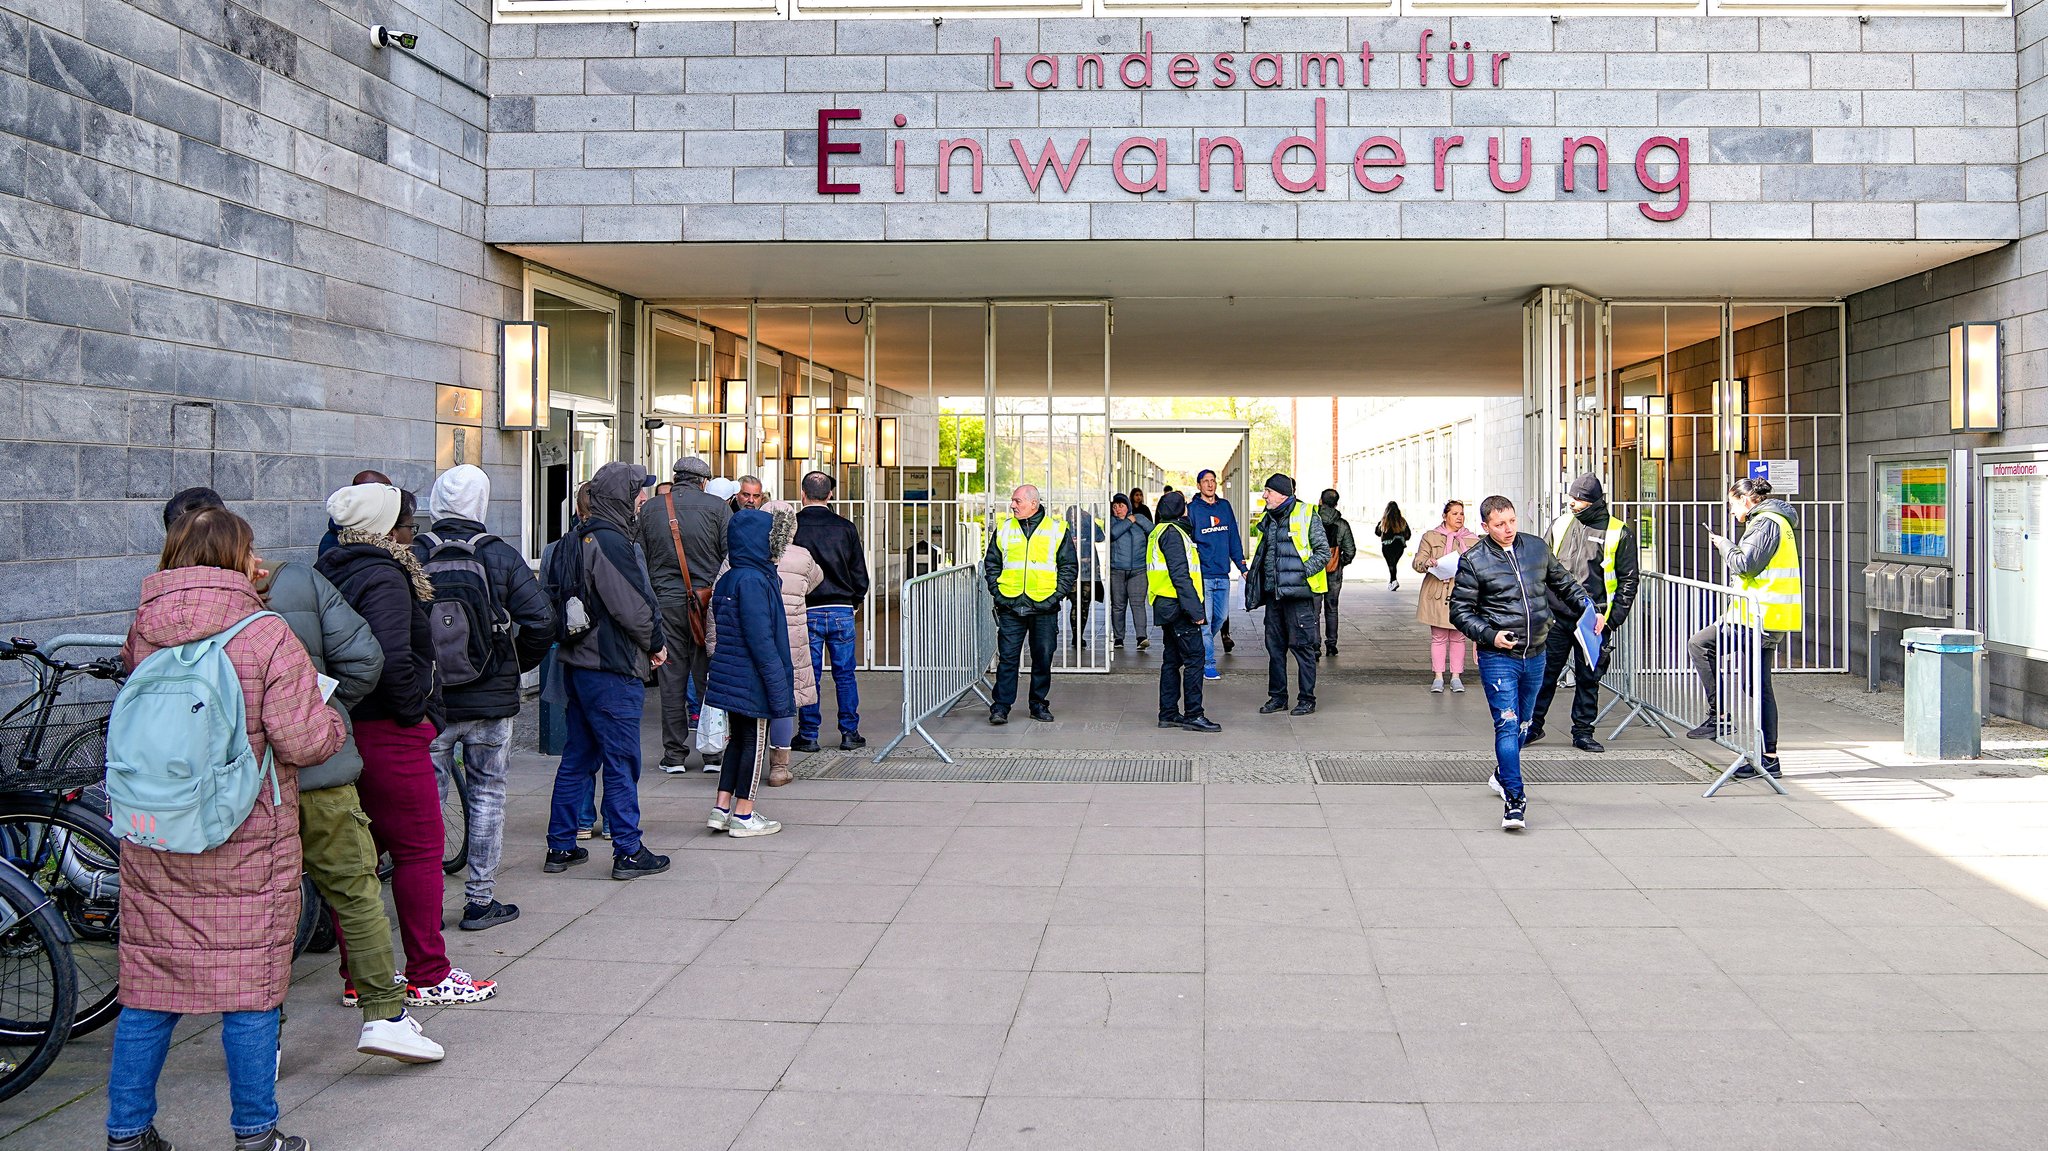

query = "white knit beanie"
327;483;401;536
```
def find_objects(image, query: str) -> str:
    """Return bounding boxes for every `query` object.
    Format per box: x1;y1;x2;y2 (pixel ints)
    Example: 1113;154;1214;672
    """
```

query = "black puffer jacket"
413;518;558;721
316;541;444;729
1449;531;1595;658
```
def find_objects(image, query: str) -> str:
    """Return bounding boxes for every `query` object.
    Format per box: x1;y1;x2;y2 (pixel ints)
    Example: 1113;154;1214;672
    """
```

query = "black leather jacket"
1449;531;1595;658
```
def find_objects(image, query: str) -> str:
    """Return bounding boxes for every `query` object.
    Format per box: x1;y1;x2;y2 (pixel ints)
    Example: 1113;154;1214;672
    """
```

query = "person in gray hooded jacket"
159;489;444;1066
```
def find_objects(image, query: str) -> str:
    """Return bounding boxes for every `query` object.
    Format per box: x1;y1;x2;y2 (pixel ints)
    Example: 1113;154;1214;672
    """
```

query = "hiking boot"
1573;736;1606;754
1687;715;1723;740
108;1127;174;1151
767;748;793;787
1290;701;1316;717
727;812;782;839
408;968;496;1006
1181;716;1223;734
458;900;520;932
543;847;588;873
1501;800;1527;831
840;733;867;751
357;1011;444;1064
231;1131;307;1151
1259;698;1287;714
612;847;672;880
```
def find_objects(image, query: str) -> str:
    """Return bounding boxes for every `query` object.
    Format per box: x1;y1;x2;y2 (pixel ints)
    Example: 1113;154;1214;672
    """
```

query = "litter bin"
1901;627;1982;760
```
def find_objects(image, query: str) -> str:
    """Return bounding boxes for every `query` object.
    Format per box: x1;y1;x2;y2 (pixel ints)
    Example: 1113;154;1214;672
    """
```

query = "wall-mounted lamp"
789;396;813;460
1949;321;2002;431
840;412;859;460
1712;378;1747;453
721;379;747;453
1643;395;1668;461
498;320;550;431
878;416;898;469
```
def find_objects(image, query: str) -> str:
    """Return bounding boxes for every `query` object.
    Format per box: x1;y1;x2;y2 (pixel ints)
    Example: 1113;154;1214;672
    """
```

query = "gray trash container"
1901;627;1982;760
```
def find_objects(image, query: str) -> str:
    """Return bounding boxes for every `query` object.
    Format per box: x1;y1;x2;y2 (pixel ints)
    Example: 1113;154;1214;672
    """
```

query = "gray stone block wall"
484;14;2023;244
1843;0;2047;726
1;0;522;652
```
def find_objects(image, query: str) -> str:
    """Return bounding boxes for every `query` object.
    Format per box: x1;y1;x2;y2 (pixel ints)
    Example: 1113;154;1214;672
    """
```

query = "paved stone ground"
5;585;2047;1149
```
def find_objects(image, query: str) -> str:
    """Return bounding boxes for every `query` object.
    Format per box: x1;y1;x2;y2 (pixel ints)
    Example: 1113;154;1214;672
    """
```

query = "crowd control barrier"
873;563;996;765
1601;571;1781;798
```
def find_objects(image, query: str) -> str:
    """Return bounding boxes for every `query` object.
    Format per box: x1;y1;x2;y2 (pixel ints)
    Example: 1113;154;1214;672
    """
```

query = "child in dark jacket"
706;510;796;838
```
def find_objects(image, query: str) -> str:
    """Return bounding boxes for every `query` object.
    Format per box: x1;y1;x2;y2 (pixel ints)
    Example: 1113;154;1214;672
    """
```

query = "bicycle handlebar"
0;636;126;679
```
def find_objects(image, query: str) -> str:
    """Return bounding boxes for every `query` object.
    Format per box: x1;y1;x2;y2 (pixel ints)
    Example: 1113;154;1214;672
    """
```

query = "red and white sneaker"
407;967;497;1005
340;973;405;1008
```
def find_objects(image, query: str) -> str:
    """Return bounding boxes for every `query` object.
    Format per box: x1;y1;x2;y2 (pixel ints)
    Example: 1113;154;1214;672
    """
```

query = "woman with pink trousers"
1412;499;1479;693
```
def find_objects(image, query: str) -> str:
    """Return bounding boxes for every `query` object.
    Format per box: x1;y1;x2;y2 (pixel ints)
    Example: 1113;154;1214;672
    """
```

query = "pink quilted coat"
118;567;345;1014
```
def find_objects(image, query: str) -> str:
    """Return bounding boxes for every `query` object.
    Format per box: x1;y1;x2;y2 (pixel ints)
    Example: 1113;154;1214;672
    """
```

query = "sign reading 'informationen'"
815;31;1693;220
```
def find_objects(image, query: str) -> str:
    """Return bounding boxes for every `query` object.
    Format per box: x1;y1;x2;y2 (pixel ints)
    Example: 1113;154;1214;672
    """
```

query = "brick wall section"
0;0;523;649
484;15;2022;244
1845;0;2048;725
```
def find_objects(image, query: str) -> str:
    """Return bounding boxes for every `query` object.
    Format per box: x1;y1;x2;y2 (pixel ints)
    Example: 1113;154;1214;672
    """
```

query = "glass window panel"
534;289;612;402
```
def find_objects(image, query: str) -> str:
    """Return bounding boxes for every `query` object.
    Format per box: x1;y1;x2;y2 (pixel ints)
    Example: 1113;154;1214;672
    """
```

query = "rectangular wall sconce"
1643;395;1669;460
719;378;748;454
1949;321;2002;431
498;320;550;431
840;412;859;460
789;396;813;460
1712;378;1747;453
878;416;898;469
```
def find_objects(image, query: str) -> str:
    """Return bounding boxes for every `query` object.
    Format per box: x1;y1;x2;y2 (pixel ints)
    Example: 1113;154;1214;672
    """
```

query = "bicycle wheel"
0;804;121;1038
0;860;77;1103
437;756;469;876
293;874;321;961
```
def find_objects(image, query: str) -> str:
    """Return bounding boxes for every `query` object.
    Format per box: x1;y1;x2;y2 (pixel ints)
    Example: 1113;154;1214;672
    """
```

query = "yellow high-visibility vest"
1249;501;1329;594
1145;522;1204;606
995;514;1068;602
1729;509;1802;632
1550;512;1624;619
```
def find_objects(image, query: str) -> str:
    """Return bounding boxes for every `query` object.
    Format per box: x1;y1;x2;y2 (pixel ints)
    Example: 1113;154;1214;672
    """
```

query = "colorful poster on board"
1875;460;1949;560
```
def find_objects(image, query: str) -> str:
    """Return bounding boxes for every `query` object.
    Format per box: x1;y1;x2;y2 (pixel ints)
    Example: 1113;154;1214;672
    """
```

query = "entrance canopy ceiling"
508;239;1999;398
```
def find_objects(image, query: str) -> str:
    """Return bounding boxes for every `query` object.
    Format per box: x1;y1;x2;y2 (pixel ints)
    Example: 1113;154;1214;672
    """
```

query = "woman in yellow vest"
981;485;1077;724
1688;477;1802;779
1147;492;1221;733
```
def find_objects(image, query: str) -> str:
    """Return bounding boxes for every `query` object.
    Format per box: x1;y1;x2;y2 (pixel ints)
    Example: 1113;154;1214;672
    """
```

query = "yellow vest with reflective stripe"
996;514;1067;602
1250;501;1329;594
1730;509;1802;633
1549;512;1624;619
1146;523;1204;606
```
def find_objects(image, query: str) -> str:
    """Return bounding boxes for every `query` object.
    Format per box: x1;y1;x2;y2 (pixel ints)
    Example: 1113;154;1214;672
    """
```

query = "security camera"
370;25;417;51
642;418;665;431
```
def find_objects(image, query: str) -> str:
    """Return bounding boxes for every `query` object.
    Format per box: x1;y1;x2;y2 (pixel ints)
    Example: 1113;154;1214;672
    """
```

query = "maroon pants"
344;718;450;989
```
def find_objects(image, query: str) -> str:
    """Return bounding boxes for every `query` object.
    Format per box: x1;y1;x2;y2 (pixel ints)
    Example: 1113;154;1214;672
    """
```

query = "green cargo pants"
300;783;405;1023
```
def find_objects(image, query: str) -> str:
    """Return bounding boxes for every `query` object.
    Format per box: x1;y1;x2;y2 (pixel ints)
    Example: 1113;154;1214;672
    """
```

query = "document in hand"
1429;550;1460;582
1574;605;1603;667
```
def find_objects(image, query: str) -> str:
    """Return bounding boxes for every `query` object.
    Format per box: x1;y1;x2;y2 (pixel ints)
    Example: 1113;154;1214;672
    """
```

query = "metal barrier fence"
1602;572;1781;797
873;563;996;765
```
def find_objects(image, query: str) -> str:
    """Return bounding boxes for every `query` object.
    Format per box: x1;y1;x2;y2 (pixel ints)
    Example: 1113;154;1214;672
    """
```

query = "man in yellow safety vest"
1689;476;1803;780
981;484;1077;724
1530;473;1639;753
1246;473;1332;716
1147;491;1221;733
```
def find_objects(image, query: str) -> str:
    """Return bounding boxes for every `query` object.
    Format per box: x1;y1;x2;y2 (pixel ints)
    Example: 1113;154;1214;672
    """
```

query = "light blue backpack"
106;612;284;854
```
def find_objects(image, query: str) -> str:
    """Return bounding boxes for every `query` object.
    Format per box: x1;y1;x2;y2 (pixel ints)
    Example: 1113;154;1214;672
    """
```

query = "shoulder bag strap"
662;491;694;596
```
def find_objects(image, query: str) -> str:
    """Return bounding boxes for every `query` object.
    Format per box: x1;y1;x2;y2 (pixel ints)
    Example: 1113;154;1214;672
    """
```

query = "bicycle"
0;855;78;1102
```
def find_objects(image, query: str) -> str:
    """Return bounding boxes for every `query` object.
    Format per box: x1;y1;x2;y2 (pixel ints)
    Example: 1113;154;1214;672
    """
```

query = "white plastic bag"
695;706;730;755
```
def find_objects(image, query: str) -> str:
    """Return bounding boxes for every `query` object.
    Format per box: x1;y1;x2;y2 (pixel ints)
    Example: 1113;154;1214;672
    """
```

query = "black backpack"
418;532;511;687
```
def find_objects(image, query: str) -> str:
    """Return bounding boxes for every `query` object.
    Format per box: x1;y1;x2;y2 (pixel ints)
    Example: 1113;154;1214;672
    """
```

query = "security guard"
1530;473;1640;752
982;484;1077;724
1147;491;1220;733
1246;473;1331;716
1691;476;1802;779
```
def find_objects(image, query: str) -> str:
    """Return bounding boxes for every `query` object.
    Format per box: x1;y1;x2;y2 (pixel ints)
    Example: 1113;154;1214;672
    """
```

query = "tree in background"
1114;397;1294;482
937;412;985;495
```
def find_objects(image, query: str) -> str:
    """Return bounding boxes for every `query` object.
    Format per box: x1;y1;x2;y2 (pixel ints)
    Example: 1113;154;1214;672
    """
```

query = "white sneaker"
701;762;720;774
1450;675;1466;693
357;1012;445;1064
1430;677;1445;693
727;812;782;838
707;808;731;832
658;761;691;775
1487;772;1505;800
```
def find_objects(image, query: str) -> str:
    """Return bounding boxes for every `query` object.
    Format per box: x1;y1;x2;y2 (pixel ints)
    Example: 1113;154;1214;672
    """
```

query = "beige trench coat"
1411;527;1477;630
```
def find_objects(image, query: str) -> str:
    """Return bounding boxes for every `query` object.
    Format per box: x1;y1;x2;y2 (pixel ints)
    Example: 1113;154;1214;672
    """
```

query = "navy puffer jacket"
706;510;796;720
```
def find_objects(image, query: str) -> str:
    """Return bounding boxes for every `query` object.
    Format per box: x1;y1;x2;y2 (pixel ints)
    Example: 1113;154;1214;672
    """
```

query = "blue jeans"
1477;649;1547;802
549;668;646;855
1202;577;1231;671
799;606;861;741
108;1007;280;1139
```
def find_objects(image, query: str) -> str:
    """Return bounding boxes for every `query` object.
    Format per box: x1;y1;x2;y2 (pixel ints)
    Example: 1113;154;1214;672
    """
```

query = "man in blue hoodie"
1188;468;1248;680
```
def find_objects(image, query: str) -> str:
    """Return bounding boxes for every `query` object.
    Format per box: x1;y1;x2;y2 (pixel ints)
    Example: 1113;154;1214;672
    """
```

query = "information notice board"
1874;458;1950;561
1983;457;2048;656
